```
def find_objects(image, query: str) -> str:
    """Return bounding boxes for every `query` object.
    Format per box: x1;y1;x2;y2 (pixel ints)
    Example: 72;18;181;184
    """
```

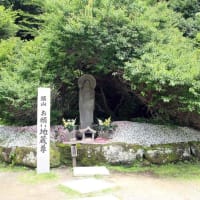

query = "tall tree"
0;0;44;40
0;0;200;128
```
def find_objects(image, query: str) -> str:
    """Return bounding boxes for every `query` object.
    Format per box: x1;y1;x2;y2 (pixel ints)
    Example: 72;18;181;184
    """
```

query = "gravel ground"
1;121;200;147
0;125;61;147
0;126;36;147
112;121;200;146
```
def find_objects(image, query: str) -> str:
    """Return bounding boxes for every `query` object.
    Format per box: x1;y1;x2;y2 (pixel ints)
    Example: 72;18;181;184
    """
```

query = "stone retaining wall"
1;142;200;167
0;143;61;167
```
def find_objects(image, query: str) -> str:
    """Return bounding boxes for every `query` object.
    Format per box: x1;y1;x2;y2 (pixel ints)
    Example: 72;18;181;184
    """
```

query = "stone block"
61;178;115;194
190;141;200;160
102;143;144;165
144;143;191;164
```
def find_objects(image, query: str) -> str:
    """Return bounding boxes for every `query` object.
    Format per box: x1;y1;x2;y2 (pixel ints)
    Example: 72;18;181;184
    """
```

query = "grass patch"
0;163;59;184
152;163;200;179
0;118;6;125
108;164;150;173
0;162;29;172
57;184;119;198
20;171;58;184
109;162;200;180
58;185;81;198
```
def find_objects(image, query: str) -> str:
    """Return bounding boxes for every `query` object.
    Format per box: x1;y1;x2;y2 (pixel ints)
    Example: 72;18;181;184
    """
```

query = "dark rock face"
173;112;200;130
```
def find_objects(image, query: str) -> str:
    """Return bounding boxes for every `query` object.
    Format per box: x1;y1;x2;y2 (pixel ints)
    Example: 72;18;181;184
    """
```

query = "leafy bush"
124;2;200;118
0;0;200;127
0;6;18;39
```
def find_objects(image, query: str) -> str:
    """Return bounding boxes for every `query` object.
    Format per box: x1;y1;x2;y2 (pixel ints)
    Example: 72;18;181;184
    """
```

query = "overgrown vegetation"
0;0;200;128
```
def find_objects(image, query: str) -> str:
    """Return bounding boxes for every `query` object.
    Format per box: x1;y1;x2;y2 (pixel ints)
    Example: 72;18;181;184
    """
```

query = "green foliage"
0;0;200;126
57;185;81;197
20;171;58;184
32;0;146;122
0;162;29;172
169;0;200;19
169;0;200;38
0;0;45;39
0;6;18;39
0;36;50;124
124;2;200;118
9;151;16;166
43;0;140;75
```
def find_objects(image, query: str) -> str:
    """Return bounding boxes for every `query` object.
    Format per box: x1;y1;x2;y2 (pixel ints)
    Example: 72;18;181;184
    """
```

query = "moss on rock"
0;140;198;168
144;143;191;164
14;145;61;168
50;143;61;167
56;143;106;166
0;144;61;168
190;141;200;160
0;147;13;163
77;144;106;166
102;143;144;165
56;143;72;165
14;147;36;167
0;146;3;162
56;142;144;166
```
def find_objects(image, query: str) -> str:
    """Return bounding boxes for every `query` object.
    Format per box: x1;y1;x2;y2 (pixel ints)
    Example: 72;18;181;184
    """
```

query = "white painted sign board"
37;88;51;174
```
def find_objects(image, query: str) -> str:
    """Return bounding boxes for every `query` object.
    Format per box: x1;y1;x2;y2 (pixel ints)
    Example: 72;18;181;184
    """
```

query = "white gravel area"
112;121;200;146
1;122;200;147
0;128;36;147
0;125;57;147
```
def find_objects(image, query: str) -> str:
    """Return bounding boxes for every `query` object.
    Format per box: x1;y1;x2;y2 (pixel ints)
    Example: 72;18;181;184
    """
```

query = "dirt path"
108;173;200;200
0;168;200;200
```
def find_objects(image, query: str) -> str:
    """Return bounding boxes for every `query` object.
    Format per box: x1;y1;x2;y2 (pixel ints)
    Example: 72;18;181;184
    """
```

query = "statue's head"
78;74;96;89
84;80;90;88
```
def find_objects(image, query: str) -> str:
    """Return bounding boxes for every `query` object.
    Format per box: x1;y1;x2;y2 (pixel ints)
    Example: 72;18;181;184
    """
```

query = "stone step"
61;178;115;194
73;166;110;176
